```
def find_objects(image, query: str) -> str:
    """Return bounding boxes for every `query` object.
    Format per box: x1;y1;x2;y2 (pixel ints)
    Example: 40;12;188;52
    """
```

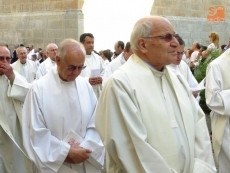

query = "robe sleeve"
205;63;230;116
186;66;198;89
99;56;105;77
95;77;173;173
22;86;70;173
102;65;112;87
194;103;217;173
79;102;105;167
7;71;31;102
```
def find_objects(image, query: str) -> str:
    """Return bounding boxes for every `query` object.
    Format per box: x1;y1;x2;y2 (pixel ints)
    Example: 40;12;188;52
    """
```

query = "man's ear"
137;38;148;53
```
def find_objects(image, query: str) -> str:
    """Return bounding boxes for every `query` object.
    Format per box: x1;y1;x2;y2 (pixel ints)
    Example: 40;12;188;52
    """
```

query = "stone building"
0;0;84;51
0;0;229;51
151;0;230;48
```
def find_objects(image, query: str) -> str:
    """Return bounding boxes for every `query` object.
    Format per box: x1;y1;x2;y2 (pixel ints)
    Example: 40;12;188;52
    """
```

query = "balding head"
130;16;179;70
46;43;58;61
0;46;11;75
56;39;86;82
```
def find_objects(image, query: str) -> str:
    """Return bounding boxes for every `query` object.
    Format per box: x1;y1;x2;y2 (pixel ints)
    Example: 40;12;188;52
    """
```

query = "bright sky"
82;0;153;52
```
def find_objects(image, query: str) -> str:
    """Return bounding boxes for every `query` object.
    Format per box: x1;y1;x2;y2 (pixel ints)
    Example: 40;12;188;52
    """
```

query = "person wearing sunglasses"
0;45;33;173
95;16;216;173
22;39;105;173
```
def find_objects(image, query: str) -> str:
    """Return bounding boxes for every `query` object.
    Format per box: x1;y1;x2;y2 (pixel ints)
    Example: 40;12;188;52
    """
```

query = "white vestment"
0;71;33;173
36;57;56;79
205;48;230;173
167;61;200;102
12;59;38;83
167;61;198;89
22;67;105;173
102;52;126;86
80;52;105;99
96;54;216;173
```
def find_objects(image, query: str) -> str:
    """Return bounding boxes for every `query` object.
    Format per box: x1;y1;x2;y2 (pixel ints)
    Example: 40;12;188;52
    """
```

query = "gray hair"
16;46;27;55
57;39;86;60
130;18;153;51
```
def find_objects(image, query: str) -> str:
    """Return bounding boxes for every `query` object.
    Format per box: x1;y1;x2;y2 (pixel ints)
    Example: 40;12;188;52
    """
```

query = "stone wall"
0;0;84;51
151;0;230;48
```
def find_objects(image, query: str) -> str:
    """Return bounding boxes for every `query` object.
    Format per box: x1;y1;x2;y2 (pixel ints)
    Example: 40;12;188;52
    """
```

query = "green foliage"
194;50;222;114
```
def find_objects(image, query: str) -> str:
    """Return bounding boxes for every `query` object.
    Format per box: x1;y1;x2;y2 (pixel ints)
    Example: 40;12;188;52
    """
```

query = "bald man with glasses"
0;46;33;173
22;39;105;173
95;16;216;173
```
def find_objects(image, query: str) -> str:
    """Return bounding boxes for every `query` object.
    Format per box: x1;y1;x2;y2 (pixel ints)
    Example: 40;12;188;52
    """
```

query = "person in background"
95;16;216;173
190;42;201;74
10;44;19;64
36;43;58;79
79;33;105;99
100;49;112;66
184;48;193;66
22;39;105;173
12;46;38;83
167;35;200;101
102;42;133;86
111;40;124;60
202;32;219;59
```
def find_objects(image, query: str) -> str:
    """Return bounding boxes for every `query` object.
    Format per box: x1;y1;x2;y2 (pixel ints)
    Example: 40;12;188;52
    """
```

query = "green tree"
194;50;222;114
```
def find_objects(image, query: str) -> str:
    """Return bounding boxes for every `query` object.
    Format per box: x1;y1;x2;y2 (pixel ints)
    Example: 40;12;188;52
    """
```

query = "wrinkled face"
140;18;179;70
0;47;11;75
47;44;58;61
17;47;27;64
82;36;94;55
171;44;184;65
56;47;85;82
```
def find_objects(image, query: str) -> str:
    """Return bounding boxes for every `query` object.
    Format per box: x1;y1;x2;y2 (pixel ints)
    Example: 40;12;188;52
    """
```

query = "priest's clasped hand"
65;146;92;164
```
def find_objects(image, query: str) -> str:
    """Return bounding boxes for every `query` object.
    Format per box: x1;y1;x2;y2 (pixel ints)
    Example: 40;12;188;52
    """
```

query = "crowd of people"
0;15;230;173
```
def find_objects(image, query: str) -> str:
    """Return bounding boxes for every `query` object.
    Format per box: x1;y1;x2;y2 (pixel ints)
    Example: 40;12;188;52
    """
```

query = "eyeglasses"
143;33;178;42
67;65;86;72
0;56;11;62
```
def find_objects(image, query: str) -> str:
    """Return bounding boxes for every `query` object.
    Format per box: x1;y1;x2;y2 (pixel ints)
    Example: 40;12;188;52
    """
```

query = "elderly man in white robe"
36;43;58;79
102;42;133;86
205;48;230;173
79;33;105;99
22;39;105;173
0;46;33;173
12;46;38;83
95;16;216;173
167;34;201;101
